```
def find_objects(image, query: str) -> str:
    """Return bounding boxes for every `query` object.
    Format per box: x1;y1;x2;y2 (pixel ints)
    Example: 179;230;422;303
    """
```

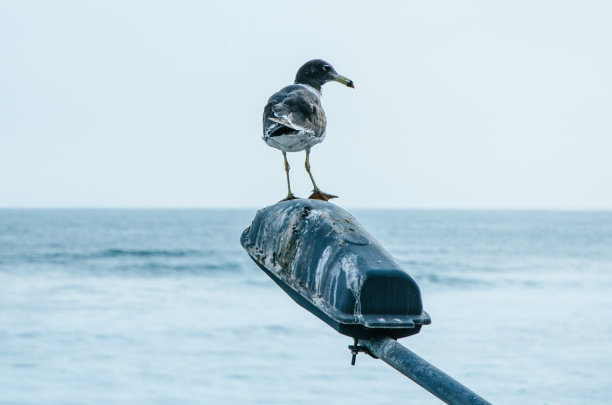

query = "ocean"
1;208;611;404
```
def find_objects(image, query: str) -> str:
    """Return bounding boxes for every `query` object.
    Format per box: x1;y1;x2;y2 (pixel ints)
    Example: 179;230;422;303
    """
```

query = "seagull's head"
295;59;354;91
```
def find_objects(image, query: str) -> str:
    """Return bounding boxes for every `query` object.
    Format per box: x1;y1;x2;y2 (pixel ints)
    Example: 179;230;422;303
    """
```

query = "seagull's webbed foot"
280;193;300;202
308;190;338;201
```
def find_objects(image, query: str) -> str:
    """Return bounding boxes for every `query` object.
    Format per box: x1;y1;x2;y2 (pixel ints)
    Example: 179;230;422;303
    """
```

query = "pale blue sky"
1;1;611;208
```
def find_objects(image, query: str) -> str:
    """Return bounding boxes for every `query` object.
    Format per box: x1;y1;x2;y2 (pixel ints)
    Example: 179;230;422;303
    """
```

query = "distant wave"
3;247;247;275
101;248;204;258
419;273;493;288
18;249;209;262
124;261;243;273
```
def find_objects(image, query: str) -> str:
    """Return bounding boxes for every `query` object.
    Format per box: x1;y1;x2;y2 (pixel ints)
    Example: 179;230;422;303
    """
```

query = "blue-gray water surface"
1;209;611;404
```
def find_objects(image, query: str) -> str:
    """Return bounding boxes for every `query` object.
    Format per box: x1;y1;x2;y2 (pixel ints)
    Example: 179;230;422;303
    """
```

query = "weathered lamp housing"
241;200;430;339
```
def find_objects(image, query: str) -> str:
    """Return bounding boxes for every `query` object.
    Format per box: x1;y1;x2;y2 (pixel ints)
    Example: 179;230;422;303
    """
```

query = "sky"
1;1;611;209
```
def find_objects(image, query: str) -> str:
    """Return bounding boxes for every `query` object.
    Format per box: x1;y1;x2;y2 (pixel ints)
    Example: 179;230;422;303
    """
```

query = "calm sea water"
1;208;611;404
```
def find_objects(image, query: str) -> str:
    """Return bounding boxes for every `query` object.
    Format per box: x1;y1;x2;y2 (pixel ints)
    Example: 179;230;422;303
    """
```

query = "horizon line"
1;205;611;212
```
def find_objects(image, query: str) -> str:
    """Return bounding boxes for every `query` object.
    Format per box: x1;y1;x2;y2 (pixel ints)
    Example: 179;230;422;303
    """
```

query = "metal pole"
361;336;492;405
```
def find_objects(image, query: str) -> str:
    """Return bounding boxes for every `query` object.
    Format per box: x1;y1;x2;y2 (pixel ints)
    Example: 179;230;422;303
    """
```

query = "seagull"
263;59;354;201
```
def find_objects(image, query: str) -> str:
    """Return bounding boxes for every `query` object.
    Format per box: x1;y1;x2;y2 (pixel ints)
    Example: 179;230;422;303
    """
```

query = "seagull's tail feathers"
266;118;298;137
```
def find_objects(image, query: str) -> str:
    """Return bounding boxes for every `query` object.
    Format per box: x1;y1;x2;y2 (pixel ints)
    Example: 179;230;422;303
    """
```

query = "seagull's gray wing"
263;85;326;140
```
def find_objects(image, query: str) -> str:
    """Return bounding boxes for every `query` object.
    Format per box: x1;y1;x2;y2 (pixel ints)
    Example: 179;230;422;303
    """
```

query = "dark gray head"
294;59;354;91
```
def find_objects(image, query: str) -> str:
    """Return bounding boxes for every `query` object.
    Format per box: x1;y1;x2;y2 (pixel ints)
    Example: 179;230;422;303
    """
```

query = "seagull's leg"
304;148;320;191
305;149;338;201
281;151;298;201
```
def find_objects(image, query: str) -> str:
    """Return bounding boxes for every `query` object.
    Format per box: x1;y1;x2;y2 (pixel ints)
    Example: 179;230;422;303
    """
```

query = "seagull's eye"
322;65;331;72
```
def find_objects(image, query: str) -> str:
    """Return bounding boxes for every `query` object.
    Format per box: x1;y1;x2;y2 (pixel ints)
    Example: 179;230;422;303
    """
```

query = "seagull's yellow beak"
333;74;355;88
